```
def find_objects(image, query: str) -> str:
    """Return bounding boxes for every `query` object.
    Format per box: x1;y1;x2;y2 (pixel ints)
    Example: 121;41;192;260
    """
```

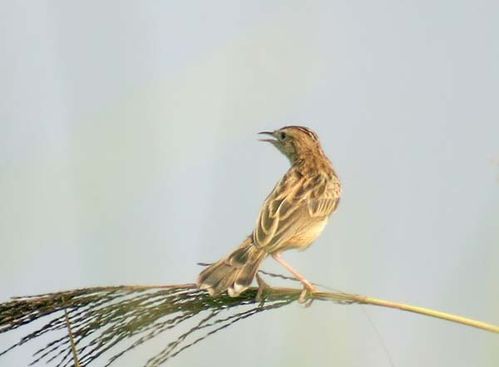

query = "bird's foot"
298;283;316;307
255;273;271;304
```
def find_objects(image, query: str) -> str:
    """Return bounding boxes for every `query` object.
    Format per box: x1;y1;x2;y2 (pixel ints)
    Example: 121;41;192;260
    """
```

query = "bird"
197;126;341;299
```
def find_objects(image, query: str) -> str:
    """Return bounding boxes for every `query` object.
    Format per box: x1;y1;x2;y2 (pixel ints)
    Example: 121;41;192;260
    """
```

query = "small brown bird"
197;126;341;298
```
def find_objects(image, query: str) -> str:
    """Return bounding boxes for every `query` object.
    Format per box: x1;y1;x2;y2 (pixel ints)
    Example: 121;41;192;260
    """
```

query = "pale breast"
282;218;328;251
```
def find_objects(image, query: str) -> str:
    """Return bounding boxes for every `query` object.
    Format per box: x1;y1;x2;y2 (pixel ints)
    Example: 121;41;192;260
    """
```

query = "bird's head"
258;125;323;164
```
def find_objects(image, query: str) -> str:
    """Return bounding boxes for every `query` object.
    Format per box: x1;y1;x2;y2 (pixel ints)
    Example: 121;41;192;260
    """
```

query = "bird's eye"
279;131;287;140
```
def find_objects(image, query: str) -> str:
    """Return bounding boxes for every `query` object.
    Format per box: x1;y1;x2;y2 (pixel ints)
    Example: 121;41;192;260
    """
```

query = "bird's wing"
253;173;339;253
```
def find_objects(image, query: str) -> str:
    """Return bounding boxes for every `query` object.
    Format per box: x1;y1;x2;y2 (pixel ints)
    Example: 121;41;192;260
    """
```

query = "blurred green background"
1;1;498;366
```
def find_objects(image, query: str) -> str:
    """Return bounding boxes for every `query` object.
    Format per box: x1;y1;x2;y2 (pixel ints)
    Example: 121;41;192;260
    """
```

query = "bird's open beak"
258;131;277;143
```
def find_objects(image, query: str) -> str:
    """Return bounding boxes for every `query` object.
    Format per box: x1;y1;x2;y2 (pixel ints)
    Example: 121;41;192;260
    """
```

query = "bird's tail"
197;236;266;297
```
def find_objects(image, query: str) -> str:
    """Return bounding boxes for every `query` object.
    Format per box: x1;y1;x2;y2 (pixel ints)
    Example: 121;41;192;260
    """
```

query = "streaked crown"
258;125;325;164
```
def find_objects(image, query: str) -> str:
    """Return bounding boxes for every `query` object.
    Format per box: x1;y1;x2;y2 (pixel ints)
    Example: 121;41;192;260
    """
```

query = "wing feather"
253;173;339;253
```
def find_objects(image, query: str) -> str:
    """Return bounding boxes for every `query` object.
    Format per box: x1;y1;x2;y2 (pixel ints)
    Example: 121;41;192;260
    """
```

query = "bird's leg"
271;253;316;304
255;273;270;303
271;253;315;290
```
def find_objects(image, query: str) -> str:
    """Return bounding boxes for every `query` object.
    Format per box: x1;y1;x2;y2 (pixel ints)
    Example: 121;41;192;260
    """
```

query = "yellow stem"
64;308;81;367
311;291;499;334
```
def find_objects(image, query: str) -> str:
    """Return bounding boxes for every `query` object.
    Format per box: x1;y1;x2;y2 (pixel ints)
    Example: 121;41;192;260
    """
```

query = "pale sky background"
0;1;498;366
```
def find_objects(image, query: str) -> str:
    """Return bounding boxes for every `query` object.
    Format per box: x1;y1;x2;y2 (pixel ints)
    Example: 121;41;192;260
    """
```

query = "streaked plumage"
197;126;341;297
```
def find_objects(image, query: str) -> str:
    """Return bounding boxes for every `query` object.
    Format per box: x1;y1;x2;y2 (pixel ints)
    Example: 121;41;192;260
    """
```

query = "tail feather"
197;237;266;297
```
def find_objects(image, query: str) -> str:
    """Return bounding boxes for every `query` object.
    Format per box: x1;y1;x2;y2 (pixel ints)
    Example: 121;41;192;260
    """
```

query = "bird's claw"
298;284;316;307
255;273;270;303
